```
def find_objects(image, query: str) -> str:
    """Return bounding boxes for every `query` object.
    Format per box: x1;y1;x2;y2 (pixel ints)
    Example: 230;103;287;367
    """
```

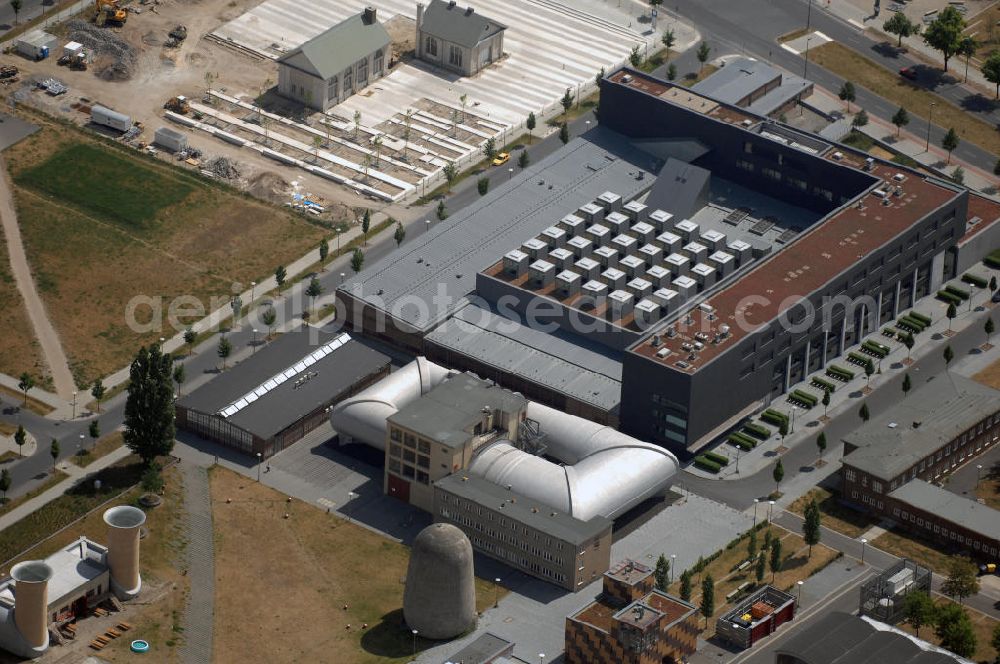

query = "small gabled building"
277;7;391;111
416;0;506;76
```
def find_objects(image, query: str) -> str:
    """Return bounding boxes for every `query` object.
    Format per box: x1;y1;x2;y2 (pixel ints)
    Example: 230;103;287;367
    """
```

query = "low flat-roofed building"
715;585;796;649
775;611;974;664
176;329;390;458
841;374;1000;507
886;480;1000;560
440;632;514;664
692;56;813;118
434;474;612;590
565;559;698;663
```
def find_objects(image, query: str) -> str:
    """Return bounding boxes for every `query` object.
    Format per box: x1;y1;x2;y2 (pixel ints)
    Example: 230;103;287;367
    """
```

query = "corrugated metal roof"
277;10;390;80
692;57;781;104
889;479;1000;541
420;0;506;49
842;373;1000;480
337;128;661;331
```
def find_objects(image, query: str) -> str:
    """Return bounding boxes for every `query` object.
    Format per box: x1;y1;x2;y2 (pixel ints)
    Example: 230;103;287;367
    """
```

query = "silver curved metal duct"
329;358;678;520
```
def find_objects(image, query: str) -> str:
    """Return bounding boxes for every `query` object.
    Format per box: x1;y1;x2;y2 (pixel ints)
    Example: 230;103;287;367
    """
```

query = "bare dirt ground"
0;157;75;397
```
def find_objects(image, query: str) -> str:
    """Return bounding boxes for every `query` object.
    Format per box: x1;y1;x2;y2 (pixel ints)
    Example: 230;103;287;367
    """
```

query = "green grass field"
14;143;194;229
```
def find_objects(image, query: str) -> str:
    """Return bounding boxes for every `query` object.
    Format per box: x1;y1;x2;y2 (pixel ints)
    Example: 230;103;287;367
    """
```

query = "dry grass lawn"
974;355;1000;391
897;596;999;663
3;111;327;386
872;529;956;576
809;42;1000;156
788;487;877;538
210;467;503;664
0;465;187;664
70;430;123;467
975;474;1000;510
0;231;47;388
0;384;55;416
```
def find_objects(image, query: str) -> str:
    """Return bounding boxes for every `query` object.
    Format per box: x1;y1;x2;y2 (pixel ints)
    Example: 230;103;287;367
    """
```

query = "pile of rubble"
65;20;138;81
205;156;240;180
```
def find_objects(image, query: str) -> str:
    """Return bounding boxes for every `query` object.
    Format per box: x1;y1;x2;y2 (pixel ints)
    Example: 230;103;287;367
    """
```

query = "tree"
941;556;980;603
852;109;869;129
986;316;995;346
437;200;448;220
755;550;767;584
654;554;670;591
821;388;831;417
935;603;977;658
747;528;758;560
561;88;574;119
923;6;966;71
18;372;34;406
141;466;164;494
772;459;784;494
902;372;912;396
403;108;413;156
983;50;1000;99
803;499;821;557
172;363;185;397
0;468;9;502
477;177;490;196
261;307;277;339
305;276;323;304
482;136;497;162
667;63;678;81
442;162;458;193
696;42;711;72
351;248;365;274
778;418;789;443
184;327;196;355
49;438;59;470
14;425;25;457
679;570;692;601
275;265;287;289
903;591;935;637
89;420;99;450
859;402;870;422
942;127;959;163
947;302;957;330
816;432;827;459
312;135;323;163
951;167;965;185
903;332;915;359
318;237;329;263
958;36;977;82
394;223;406;247
662;28;676;51
518;150;529;169
629;45;643;67
361;208;371;245
891;107;910;136
769;539;782;581
864;361;874;388
217;336;232;370
990;622;1000;663
353;109;362;140
700;574;715;626
838;81;856;112
526;111;536;142
944;344;955;366
559;123;569;145
90;378;106;414
595;66;605;87
884;11;919;47
459;93;468;122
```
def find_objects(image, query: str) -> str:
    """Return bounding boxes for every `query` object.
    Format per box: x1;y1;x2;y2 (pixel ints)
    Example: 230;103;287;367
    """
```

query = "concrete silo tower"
403;523;476;640
10;560;53;655
103;505;146;599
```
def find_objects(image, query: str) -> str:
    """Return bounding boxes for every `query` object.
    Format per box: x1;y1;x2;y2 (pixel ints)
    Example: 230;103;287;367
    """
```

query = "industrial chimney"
362;6;377;24
10;561;53;653
403;523;476;639
104;505;146;599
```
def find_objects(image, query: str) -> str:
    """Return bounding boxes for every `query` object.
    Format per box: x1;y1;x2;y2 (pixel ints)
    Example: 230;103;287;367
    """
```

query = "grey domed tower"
403;523;476;639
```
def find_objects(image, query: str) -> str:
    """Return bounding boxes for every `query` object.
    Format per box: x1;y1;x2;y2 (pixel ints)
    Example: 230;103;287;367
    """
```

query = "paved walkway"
178;462;215;664
0;444;130;534
0;157;75;399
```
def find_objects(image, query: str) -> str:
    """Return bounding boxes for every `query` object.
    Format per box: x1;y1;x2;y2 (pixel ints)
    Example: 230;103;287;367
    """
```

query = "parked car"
899;67;918;81
492;152;510;166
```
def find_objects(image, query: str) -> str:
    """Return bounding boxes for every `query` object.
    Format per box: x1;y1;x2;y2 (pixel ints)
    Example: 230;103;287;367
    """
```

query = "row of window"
443;508;566;563
319;50;384;103
423;36;465;68
439;495;565;548
186;410;254;453
891;506;998;556
387;459;429;485
470;533;568;582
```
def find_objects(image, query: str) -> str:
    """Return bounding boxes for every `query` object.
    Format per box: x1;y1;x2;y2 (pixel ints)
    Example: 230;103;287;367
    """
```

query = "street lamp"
806;0;813;30
753;498;760;528
347;490;359;523
252;329;258;353
539;654;545;664
79;433;85;454
256;452;262;481
494;577;501;607
340;272;346;285
767;500;775;523
508;167;514;181
670;554;676;583
797;580;804;604
925;102;937;151
71;391;77;419
412;629;418;656
976;464;984;487
803;36;813;79
250;280;256;303
425;219;431;234
860;537;868;564
735;445;741;474
790;405;798;434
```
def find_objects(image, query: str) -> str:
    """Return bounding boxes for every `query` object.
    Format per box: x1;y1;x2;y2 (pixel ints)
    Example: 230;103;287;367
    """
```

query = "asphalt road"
0;107;598;500
683;308;994;509
662;0;998;172
0;0;54;34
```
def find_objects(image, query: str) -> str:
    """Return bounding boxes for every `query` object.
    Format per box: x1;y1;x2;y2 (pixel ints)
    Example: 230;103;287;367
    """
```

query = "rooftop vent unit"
873;188;887;198
656;348;670;359
719;323;731;337
832;151;843;161
893;173;906;182
651;334;661;347
675;360;690;369
864;157;875;171
622;74;633;83
742;119;752;127
666;326;676;337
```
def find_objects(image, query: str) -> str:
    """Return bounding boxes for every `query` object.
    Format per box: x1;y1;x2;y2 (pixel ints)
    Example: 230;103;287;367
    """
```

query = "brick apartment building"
565;560;699;664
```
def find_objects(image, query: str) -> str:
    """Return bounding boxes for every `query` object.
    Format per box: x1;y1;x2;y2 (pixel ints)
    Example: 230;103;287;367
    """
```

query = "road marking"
317;497;336;509
848;18;866;30
781;43;801;55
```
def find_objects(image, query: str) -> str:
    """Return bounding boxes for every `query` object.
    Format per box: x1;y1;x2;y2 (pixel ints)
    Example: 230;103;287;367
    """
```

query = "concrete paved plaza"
211;0;652;126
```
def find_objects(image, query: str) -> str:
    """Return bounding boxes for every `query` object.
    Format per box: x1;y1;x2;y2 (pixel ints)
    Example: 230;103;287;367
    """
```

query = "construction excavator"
94;0;127;27
164;95;190;114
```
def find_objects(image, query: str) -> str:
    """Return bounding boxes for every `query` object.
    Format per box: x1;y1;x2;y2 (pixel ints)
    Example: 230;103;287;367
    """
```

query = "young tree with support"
803;499;821;557
902;372;912;396
49;439;59;470
0;468;9;503
923;6;966;71
838;81;856;112
772;459;784;494
884;11;920;48
755;550;766;584
89;420;99;451
518;150;530;169
891;107;909;136
361;208;371;245
561;88;574;120
816;432;827;460
769;539;783;582
679;570;692;601
942;128;959;164
986;316;995;347
903;332;915;360
217;336;232;370
821;388;831;418
661;28;676;53
983;51;1000;99
18;372;34;406
700;574;715;627
859;402;870;423
351;248;365;274
526;112;536;143
172;363;185;398
91;379;106;414
696;42;711;73
261;307;277;339
747;528;757;561
654;554;670;591
944;344;955;366
14;425;25;457
394;223;406;247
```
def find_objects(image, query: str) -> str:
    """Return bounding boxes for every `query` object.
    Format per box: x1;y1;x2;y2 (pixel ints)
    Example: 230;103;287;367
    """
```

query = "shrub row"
694;456;722;473
761;409;789;428
946;284;970;300
728;431;757;450
827;364;855;381
791;389;818;407
862;340;890;358
908;311;931;326
704;451;730;466
743;422;772;439
962;273;988;289
847;352;874;370
882;327;897;338
937;290;963;306
897;315;926;334
811;376;836;392
984;250;1000;269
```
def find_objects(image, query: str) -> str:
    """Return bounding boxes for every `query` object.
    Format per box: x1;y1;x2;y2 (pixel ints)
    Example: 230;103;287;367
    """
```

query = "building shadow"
360;609;417;659
871;41;904;59
959;93;999;114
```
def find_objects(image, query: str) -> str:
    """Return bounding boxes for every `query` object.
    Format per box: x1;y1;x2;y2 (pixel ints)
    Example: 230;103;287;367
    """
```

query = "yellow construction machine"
94;0;127;27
